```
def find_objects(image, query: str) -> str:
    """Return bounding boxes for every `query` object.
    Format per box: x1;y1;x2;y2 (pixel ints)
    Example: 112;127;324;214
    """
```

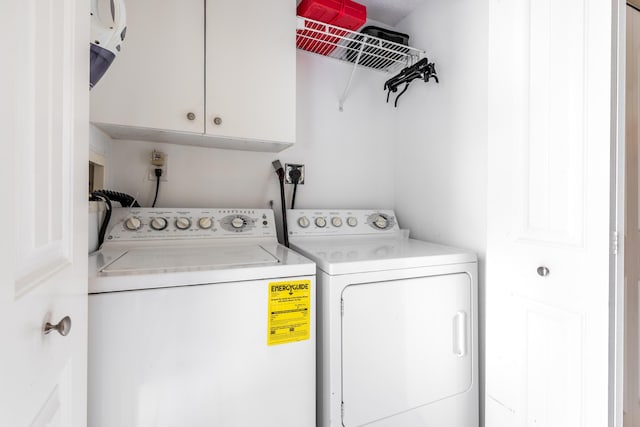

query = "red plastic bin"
296;0;367;56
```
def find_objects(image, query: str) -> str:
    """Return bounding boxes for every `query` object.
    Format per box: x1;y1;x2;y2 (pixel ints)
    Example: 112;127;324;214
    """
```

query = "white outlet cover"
147;154;168;182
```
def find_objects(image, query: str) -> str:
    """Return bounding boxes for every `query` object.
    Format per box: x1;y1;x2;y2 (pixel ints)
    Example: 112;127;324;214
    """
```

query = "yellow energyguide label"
267;280;311;345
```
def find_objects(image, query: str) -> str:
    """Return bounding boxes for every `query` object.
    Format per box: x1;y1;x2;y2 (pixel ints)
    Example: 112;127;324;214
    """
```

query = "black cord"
272;160;289;247
279;175;289;247
289;167;302;210
152;168;162;207
291;183;298;209
90;191;112;248
93;189;140;207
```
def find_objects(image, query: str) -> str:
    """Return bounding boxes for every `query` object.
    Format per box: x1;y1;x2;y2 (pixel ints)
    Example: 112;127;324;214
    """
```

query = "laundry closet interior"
85;0;617;426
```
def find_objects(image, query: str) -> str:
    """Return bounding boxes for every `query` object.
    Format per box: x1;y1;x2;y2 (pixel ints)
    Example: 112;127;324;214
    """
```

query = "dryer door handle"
453;311;467;357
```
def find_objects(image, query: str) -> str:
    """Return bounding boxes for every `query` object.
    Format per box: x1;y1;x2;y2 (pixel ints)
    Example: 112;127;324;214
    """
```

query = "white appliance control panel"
106;208;276;241
287;209;399;236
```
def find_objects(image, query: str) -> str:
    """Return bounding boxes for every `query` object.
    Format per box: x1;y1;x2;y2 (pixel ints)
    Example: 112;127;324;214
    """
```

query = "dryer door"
341;273;472;426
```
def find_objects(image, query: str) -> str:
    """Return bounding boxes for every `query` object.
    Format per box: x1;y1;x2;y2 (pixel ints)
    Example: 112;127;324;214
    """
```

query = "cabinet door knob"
537;266;550;277
44;316;72;336
186;112;196;121
213;116;222;125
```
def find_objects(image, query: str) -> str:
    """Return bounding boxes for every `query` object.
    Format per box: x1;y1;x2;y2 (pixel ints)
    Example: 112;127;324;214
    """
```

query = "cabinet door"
205;0;296;144
90;0;204;134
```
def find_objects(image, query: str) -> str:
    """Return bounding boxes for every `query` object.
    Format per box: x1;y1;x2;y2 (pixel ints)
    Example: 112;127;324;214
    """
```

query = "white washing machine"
287;209;478;427
89;208;316;427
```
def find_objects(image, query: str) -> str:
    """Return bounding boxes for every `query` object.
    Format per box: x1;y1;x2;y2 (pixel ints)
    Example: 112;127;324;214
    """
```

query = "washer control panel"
287;209;399;236
106;208;275;241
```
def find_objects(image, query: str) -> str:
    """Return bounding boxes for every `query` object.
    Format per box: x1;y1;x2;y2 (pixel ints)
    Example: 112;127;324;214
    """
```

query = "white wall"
394;1;488;424
89;124;111;159
102;52;397;238
394;0;488;255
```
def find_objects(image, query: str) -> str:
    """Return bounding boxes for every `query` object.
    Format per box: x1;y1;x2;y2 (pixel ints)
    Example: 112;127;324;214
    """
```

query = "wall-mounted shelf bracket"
296;16;426;111
338;39;366;111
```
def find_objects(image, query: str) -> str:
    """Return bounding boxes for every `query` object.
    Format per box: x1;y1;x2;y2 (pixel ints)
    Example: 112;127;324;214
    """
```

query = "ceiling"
296;0;428;27
358;0;427;26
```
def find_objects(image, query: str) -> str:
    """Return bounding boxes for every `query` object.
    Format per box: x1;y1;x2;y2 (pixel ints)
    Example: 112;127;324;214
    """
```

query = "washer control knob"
315;217;327;228
373;214;389;230
347;217;358;227
124;217;142;231
175;217;191;230
331;217;343;227
297;216;310;228
198;217;213;229
150;217;168;230
231;217;245;229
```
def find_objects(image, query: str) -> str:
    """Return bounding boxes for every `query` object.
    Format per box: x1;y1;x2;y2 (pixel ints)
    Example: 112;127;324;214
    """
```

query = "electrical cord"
291;183;298;209
152;168;162;207
272;160;289;247
93;189;140;207
289;168;302;209
90;191;112;248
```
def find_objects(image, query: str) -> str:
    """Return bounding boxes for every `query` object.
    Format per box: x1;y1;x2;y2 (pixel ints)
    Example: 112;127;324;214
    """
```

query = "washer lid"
89;243;316;293
289;235;476;275
101;244;279;274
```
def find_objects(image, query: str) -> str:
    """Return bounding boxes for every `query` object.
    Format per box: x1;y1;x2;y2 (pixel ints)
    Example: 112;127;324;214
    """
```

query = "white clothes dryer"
287;209;478;427
89;208;315;427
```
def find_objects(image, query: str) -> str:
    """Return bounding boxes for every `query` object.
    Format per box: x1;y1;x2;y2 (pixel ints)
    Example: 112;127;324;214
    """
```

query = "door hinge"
341;299;344;316
612;230;619;255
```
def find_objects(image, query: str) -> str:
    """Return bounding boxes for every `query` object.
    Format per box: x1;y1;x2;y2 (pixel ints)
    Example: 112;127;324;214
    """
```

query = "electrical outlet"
148;154;169;182
285;163;305;184
151;150;166;166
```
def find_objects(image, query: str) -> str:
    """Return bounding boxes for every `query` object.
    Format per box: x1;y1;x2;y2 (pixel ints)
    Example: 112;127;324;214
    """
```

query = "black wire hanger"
384;58;439;107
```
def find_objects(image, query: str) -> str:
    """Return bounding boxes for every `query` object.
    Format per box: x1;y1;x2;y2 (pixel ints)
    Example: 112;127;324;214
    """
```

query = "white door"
0;1;89;426
626;6;640;426
486;0;614;426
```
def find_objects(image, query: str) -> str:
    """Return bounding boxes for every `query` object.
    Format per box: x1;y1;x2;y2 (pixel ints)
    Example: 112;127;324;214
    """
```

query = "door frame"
613;1;627;427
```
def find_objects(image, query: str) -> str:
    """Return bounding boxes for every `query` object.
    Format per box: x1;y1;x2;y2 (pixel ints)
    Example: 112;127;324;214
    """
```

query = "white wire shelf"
296;16;425;74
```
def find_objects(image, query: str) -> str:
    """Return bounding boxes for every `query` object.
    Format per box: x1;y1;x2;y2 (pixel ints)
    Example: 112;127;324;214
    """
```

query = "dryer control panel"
287;209;400;237
106;208;277;241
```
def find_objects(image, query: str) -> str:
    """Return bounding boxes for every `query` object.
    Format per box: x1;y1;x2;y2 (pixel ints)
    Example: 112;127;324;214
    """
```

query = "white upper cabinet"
90;0;296;152
91;0;204;135
206;1;296;145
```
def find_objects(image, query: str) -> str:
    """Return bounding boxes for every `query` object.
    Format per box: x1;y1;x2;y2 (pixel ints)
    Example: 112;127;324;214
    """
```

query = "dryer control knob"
347;216;358;227
231;217;245;229
373;214;389;230
198;217;213;229
297;216;310;228
175;217;191;230
124;217;142;231
150;217;168;230
331;217;343;227
315;217;327;228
